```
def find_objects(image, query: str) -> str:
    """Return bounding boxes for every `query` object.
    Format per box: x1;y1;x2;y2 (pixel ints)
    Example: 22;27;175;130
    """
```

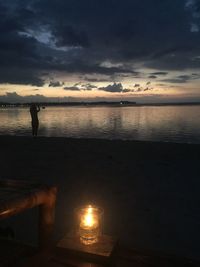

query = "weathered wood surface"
114;246;200;267
0;179;57;249
56;234;117;261
17;245;200;267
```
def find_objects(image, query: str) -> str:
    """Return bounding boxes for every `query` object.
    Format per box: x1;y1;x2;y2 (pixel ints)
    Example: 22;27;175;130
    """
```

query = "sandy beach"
0;136;200;261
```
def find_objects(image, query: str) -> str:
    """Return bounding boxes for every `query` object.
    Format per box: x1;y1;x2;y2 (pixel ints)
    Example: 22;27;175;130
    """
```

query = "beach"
0;136;200;261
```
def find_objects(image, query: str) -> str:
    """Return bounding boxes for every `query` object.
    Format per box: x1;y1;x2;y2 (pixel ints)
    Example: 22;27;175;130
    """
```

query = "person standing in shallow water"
30;104;40;136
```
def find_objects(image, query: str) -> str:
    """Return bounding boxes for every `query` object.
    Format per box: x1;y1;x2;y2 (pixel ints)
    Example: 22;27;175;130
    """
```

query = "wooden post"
38;186;57;250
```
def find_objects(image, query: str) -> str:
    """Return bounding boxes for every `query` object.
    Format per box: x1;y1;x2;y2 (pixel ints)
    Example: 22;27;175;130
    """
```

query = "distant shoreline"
1;101;200;108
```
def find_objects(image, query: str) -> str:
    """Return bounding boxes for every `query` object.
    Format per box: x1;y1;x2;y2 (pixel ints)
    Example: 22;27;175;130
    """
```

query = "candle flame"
83;206;94;227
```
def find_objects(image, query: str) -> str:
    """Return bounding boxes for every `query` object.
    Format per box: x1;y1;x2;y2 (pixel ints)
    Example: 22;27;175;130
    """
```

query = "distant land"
1;101;200;108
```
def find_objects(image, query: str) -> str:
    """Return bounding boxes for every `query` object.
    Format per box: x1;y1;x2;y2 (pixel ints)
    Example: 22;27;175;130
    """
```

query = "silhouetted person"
30;104;40;136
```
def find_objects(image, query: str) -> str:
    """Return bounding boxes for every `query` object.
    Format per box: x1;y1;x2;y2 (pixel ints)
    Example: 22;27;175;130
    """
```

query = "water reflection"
0;106;200;143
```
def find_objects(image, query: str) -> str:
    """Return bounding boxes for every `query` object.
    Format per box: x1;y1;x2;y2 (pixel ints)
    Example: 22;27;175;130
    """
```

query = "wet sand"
0;136;200;260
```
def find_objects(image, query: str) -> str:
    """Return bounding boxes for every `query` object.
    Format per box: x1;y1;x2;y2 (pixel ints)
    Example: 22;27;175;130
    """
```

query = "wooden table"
0;179;57;249
18;245;200;267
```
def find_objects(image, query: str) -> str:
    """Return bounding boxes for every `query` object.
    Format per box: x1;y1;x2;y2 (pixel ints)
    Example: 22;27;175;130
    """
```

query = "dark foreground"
0;136;200;262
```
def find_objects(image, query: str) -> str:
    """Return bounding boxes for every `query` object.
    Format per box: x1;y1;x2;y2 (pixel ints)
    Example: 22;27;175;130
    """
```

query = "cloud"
74;82;82;86
63;83;97;91
191;73;200;78
0;68;45;86
84;77;112;82
122;89;132;93
53;25;90;48
162;76;190;83
190;23;199;33
0;0;200;89
0;92;47;103
148;75;157;79
82;84;97;90
0;91;80;103
96;82;155;93
150;72;168;76
185;0;200;16
63;86;80;91
161;74;200;83
49;81;64;87
98;83;123;93
156;83;166;87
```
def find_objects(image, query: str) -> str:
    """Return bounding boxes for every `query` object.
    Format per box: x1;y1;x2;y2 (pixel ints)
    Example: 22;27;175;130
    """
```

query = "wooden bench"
0;179;57;266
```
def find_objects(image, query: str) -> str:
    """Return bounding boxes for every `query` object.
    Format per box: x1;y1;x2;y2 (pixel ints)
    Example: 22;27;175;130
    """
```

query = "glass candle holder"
75;205;103;245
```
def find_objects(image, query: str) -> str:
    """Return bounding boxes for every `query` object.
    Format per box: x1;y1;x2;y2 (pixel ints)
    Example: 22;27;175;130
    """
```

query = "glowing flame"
83;206;94;227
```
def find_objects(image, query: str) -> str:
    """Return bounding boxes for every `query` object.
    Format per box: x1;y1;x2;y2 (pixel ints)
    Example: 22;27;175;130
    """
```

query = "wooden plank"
56;234;117;265
114;246;200;267
0;179;57;251
14;243;200;267
19;251;104;267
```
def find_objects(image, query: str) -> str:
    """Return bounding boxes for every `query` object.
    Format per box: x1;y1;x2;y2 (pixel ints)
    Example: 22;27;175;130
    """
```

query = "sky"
0;0;200;103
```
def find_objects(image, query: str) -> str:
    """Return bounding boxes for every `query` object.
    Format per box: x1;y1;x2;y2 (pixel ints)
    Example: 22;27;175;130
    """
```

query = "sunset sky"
0;0;200;103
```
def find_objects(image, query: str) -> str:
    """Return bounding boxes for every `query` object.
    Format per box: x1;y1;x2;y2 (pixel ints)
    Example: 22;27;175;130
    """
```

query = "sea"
0;105;200;143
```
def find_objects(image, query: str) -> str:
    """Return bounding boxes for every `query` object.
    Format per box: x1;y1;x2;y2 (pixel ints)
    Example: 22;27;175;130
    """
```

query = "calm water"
0;105;200;143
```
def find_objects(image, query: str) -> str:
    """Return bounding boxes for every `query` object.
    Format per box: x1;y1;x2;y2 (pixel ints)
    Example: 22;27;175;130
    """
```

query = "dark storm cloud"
53;25;90;48
0;0;200;88
0;68;44;86
186;0;200;15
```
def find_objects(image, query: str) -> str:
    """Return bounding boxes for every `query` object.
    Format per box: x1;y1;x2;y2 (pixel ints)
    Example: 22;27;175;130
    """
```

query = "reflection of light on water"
0;106;200;143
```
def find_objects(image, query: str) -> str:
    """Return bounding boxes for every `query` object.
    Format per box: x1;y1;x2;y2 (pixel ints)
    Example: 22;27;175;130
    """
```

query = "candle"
80;206;98;229
78;205;103;245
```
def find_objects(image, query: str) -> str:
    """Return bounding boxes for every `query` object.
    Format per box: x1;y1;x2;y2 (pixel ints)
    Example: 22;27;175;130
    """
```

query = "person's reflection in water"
30;103;40;136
